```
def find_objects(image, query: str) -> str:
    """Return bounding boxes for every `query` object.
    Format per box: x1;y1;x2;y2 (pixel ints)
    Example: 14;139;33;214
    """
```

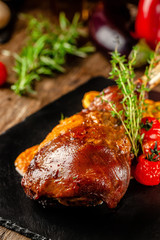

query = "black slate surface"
0;76;160;240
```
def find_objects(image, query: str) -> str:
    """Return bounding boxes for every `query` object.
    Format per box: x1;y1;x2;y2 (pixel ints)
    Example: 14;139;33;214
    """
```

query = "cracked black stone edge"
0;217;50;240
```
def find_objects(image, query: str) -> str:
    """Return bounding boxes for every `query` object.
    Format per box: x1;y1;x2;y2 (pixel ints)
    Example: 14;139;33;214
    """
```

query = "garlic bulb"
0;1;11;29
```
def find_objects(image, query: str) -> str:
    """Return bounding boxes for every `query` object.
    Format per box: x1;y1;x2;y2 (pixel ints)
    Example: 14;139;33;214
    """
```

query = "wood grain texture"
0;51;110;134
0;226;30;240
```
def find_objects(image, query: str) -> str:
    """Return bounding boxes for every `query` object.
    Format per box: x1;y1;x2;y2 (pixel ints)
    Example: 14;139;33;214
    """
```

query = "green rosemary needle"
12;13;95;95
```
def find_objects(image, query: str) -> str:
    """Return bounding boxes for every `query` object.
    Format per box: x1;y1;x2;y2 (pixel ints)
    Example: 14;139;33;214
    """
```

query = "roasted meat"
15;86;132;208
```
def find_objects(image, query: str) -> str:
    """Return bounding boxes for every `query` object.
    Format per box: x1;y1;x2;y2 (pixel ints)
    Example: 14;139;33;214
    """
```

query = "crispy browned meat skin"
21;86;132;208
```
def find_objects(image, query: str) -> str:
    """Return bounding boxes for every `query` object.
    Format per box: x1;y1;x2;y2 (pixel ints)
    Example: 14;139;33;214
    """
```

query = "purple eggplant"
88;3;137;56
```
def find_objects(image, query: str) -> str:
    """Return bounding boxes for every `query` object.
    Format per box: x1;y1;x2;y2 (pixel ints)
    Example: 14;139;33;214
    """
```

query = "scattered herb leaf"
60;113;64;121
12;13;95;95
73;176;77;180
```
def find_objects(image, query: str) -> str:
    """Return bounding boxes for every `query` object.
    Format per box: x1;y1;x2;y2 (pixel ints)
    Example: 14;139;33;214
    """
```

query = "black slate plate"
1;76;160;240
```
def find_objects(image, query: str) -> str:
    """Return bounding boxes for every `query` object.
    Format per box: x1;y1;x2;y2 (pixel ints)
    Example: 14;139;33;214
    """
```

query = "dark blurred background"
0;0;139;43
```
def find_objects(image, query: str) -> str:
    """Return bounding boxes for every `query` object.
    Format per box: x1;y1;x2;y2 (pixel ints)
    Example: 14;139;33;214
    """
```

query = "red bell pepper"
135;0;160;49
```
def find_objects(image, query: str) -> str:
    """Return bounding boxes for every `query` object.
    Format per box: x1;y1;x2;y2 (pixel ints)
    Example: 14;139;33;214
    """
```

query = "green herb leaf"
102;47;156;157
12;13;95;95
60;113;64;121
73;176;77;180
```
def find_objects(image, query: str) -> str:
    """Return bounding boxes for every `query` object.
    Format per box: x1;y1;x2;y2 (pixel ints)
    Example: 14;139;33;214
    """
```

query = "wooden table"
0;2;160;240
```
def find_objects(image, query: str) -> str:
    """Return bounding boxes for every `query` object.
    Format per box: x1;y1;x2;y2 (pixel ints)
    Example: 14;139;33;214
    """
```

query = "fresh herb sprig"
12;13;95;95
103;47;156;157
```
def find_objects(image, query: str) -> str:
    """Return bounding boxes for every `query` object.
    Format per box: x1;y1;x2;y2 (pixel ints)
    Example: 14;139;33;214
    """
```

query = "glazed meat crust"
20;86;132;208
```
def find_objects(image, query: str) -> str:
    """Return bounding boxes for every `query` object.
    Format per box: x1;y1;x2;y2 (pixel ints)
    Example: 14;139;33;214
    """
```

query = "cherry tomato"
134;153;160;186
134;117;160;186
143;140;160;155
0;62;7;86
141;117;160;142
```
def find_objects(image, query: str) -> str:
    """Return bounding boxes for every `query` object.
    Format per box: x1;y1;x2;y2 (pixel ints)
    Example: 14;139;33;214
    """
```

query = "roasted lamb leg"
15;56;160;208
15;86;132;208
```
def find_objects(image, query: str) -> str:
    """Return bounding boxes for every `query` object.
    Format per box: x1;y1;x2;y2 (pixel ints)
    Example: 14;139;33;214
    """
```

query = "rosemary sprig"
104;47;156;157
12;13;95;95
